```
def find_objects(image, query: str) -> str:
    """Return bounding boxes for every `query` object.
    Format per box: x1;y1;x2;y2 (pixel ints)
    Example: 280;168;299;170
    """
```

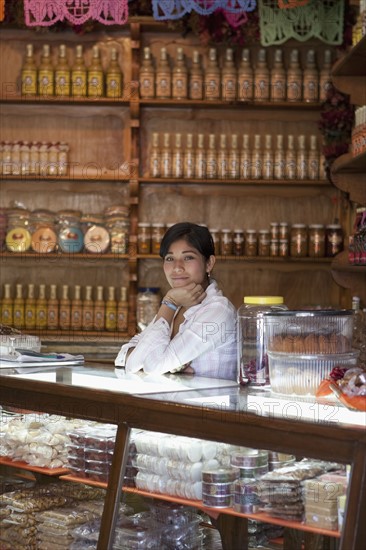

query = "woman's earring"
207;271;210;281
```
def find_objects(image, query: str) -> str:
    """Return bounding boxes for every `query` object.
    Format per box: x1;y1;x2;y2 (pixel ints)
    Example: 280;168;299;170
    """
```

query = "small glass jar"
279;239;289;257
258;229;270;257
308;224;325;257
290;224;308;257
210;228;220;254
270;222;279;240
136;287;161;331
220;229;233;255
270;239;279;257
245;229;257;257
325;224;343;257
137;222;151;254
151;223;165;255
279;222;289;240
233;229;244;256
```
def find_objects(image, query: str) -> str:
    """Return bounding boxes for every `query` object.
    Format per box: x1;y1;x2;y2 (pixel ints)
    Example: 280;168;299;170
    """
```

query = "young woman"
115;222;237;380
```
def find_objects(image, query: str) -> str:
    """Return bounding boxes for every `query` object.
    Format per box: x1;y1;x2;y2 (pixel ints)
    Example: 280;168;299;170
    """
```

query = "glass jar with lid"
325;224;343;257
151;223;165;255
258;229;270;256
136;287;161;331
137;222;151;255
308;224;325;257
57;210;83;254
233;229;244;256
245;229;257;257
237;296;288;386
220;229;233;255
290;224;308;257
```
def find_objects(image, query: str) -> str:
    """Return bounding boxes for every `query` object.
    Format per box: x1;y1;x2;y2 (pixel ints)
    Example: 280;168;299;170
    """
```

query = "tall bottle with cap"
217;134;228;179
21;44;37;96
38;44;54;97
71;45;87;97
287;49;302;102
228;134;240;179
263;134;273;180
238;48;253;101
117;286;128;332
93;285;105;331
1;284;13;326
36;284;48;330
59;284;71;330
106;48;122;98
55;44;70;97
285;134;296;180
82;285;94;331
71;285;82;330
195;133;206;179
183;133;195;178
308;135;319;180
189;50;203;100
204;48;220;100
319;49;332;101
88;45;104;97
25;283;36;330
270;49;286;101
221;48;237;101
47;284;59;330
172;133;184;178
161;132;172;178
13;284;25;330
206;134;217;179
254;49;269;101
297;134;307;180
149;132;160;177
303;49;318;103
105;286;117;331
251;134;262;179
240;134;251;179
156;47;171;99
172;47;188;100
274;134;285;180
139;47;155;99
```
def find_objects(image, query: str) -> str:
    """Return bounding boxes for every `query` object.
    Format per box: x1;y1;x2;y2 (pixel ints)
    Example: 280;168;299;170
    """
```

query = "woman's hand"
165;282;206;308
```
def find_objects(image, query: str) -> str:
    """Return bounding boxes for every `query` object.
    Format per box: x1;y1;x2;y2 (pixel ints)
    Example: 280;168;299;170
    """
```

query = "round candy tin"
230;450;268;468
5;227;31;252
202;468;239;484
31;227;57;253
58;225;84;253
202;493;233;508
84;225;110;254
202;482;233;496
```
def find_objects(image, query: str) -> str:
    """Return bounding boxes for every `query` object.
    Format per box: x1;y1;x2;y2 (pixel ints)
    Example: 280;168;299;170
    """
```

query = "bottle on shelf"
25;283;36;330
93;285;105;331
139;46;155;99
263;134;273;180
38;44;54;97
270;49;286;102
13;283;25;330
47;284;59;330
82;285;94;331
55;44;70;97
21;43;37;96
228;134;240;179
172;47;188;100
172;133;184;178
71;44;87;97
106;47;122;98
161;132;172;178
58;141;69;176
296;134;307;180
1;284;13;326
189;50;203;100
195;133;206;179
285;134;297;180
206;133;217;179
39;141;49;176
20;141;30;176
251;134;262;179
47;142;59;176
319;49;332;102
274;134;285;180
117;286;128;332
71;285;82;330
59;284;71;330
287;49;302;102
11;142;21;175
36;284;47;330
156;47;171;99
204;47;220;100
2;141;12;175
105;286;117;331
240;134;251;179
88;44;104;98
221;48;237;101
183;133;195;178
29;141;40;176
308;135;320;180
303;49;318;103
217;133;228;179
149;132;160;177
254;49;270;102
237;48;253;101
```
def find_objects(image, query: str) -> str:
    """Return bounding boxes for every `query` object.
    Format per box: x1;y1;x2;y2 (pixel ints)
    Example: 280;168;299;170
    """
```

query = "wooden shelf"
331;35;366;77
0;96;131;105
0;456;69;476
0;252;129;260
138;253;332;264
331;251;366;303
332;151;366;175
138;99;322;110
331;152;366;204
0;174;130;182
138;177;330;186
19;329;128;339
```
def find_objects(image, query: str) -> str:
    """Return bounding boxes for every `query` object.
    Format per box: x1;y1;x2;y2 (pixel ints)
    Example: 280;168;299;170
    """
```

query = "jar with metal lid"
106;218;129;254
237;296;288;385
245;229;257;257
290;224;308;257
270;222;279;240
258;229;270;256
279;239;289;257
137;222;151;254
136;287;161;332
57;211;83;254
308;224;325;257
279;222;289;240
220;229;233;255
151;223;165;255
270;239;279;257
233;229;244;256
325;224;343;257
210;228;220;253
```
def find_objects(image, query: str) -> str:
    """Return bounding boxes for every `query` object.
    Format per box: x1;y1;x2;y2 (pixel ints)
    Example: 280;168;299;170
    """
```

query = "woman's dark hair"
160;222;215;259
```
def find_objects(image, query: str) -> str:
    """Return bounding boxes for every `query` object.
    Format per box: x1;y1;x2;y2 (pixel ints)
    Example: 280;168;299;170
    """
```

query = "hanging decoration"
152;0;256;21
278;0;310;8
258;0;345;45
23;0;129;27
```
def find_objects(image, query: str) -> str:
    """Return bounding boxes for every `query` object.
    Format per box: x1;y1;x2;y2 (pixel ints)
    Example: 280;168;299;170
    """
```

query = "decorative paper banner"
278;0;309;8
24;0;129;27
152;0;256;21
259;0;345;45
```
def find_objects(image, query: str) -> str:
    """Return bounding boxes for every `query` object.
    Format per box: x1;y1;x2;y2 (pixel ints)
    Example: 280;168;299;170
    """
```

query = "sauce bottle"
82;285;94;331
59;284;71;330
71;284;82;330
172;133;184;178
38;44;54;97
189;50;203;100
206;134;217;179
240;134;251;179
21;43;37;96
94;285;105;331
221;48;237;101
195;133;206;179
308;135;319;180
238;48;253;101
183;133;195;178
251;134;262;179
71;45;87;97
139;47;155;99
55;44;70;97
47;284;59;330
303;49;318;103
263;134;273;180
217;134;228;179
105;286;117;331
117;286;128;332
13;283;25;330
285;134;296;180
228;134;240;179
296;134;307;180
274;134;285;180
270;49;286;101
149;132;160;177
287;49;302;102
172;47;188;100
106;47;122;98
36;284;47;330
319;49;332;101
161;132;172;178
156;47;171;99
1;284;13;326
254;49;269;101
88;44;104;97
204;48;220;100
25;283;36;330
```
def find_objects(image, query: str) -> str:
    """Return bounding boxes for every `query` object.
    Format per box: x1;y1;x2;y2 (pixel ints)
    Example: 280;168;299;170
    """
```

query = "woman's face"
163;238;214;289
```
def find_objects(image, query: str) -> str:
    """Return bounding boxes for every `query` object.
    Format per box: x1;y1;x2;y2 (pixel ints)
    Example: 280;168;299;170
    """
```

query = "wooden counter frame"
0;371;365;550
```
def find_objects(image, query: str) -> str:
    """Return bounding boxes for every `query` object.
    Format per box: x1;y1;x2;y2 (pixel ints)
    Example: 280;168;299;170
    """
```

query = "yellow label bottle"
82;285;94;331
156;47;171;99
25;283;36;330
1;284;13;326
139;46;155;99
36;284;48;330
71;284;82;330
117;286;128;332
106;48;122;98
221;48;237;101
88;44;104;98
189;50;203;100
71;44;87;97
93;285;105;330
13;283;25;330
105;286;117;331
172;47;188;100
149;132;160;177
204;48;220;100
21;43;37;96
59;284;71;330
47;284;59;330
38;44;54;97
55;44;70;96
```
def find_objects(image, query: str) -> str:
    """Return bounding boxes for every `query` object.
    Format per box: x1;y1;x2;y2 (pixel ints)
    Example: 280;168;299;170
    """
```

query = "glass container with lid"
137;287;161;332
237;296;288;386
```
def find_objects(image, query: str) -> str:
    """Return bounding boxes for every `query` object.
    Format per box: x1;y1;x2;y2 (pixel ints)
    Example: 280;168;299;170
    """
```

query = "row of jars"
0;141;70;176
140;45;333;103
149;132;325;181
352;106;366;157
